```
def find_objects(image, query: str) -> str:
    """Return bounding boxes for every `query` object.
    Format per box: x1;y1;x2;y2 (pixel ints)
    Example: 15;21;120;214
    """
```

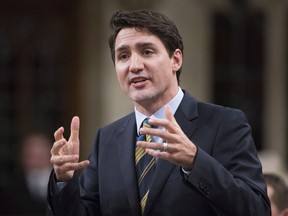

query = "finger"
70;116;80;143
165;104;180;127
55;160;90;174
139;126;174;141
54;127;64;141
137;141;164;151
50;154;79;166
148;117;178;135
75;160;90;170
50;139;67;155
146;148;170;159
140;127;162;139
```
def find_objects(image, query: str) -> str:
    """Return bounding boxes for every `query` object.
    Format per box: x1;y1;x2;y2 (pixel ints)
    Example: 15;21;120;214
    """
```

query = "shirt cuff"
182;167;192;176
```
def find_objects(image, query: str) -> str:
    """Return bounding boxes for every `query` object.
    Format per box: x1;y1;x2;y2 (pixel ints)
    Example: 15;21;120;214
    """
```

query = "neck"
135;86;179;116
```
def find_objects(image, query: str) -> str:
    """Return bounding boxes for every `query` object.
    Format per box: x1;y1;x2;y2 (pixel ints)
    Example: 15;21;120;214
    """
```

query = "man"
47;9;271;215
265;173;288;216
1;133;52;215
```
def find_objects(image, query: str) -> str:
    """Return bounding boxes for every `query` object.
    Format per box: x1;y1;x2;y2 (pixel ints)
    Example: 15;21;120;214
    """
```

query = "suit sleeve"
46;131;102;216
184;108;271;216
46;171;83;216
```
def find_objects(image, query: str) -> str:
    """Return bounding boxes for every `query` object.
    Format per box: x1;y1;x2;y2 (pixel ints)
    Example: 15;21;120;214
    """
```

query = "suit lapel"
116;114;141;216
174;91;199;140
144;91;199;215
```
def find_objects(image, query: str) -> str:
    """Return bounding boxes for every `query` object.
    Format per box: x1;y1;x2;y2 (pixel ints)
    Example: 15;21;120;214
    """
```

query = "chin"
128;87;160;102
129;92;151;103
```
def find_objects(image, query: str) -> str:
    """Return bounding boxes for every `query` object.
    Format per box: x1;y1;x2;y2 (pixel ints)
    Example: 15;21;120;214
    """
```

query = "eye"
143;49;154;56
118;52;130;61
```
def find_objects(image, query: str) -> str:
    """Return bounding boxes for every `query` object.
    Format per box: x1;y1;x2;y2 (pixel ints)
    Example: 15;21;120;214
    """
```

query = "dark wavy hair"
108;9;184;83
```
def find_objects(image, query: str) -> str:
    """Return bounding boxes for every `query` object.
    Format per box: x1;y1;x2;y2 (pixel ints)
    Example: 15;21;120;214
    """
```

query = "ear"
171;49;183;73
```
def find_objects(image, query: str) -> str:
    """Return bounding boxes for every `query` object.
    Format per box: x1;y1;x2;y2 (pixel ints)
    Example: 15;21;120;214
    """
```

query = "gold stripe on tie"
141;190;150;214
138;158;155;185
135;146;146;164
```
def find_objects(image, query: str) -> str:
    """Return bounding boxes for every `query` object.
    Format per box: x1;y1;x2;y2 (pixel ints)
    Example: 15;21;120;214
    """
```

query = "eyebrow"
115;42;156;53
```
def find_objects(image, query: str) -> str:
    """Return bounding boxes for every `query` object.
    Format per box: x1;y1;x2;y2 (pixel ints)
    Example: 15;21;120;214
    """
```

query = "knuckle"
66;163;76;171
159;130;166;137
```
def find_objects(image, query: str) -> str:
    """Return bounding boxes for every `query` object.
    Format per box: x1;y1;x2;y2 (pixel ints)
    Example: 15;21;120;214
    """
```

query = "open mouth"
131;77;148;84
130;76;149;88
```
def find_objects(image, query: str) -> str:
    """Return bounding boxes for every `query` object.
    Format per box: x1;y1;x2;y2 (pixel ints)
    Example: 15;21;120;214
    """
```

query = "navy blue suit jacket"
47;90;270;216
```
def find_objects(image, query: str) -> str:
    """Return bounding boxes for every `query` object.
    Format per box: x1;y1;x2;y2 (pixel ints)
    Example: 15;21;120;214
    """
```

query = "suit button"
199;184;209;195
199;182;204;189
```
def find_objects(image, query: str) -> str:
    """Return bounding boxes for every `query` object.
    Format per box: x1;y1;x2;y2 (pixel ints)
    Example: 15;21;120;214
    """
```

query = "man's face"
114;28;182;114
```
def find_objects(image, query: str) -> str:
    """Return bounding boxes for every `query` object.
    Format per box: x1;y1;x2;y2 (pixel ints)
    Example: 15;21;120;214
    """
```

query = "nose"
129;54;144;73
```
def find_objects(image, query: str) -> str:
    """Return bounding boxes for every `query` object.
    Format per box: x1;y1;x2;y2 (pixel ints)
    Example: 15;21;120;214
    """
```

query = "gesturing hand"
50;116;90;181
136;105;197;170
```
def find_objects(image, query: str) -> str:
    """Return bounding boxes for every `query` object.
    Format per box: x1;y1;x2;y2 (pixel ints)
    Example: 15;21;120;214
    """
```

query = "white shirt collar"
135;87;184;135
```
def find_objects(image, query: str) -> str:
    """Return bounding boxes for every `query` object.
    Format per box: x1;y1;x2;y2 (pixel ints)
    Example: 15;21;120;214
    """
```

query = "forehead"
115;28;164;50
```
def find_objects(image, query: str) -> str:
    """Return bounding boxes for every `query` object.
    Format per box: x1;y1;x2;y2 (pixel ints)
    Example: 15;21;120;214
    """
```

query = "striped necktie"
135;118;156;214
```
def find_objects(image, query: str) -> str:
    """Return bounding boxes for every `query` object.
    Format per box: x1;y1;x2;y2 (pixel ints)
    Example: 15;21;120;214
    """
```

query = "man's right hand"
50;116;90;181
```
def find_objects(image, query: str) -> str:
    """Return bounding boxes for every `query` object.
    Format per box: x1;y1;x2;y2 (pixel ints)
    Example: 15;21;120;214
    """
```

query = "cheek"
115;67;128;89
115;64;126;79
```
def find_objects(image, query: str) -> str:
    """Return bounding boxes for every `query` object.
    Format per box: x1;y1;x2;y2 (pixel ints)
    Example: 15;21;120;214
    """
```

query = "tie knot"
138;118;154;142
142;118;152;129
